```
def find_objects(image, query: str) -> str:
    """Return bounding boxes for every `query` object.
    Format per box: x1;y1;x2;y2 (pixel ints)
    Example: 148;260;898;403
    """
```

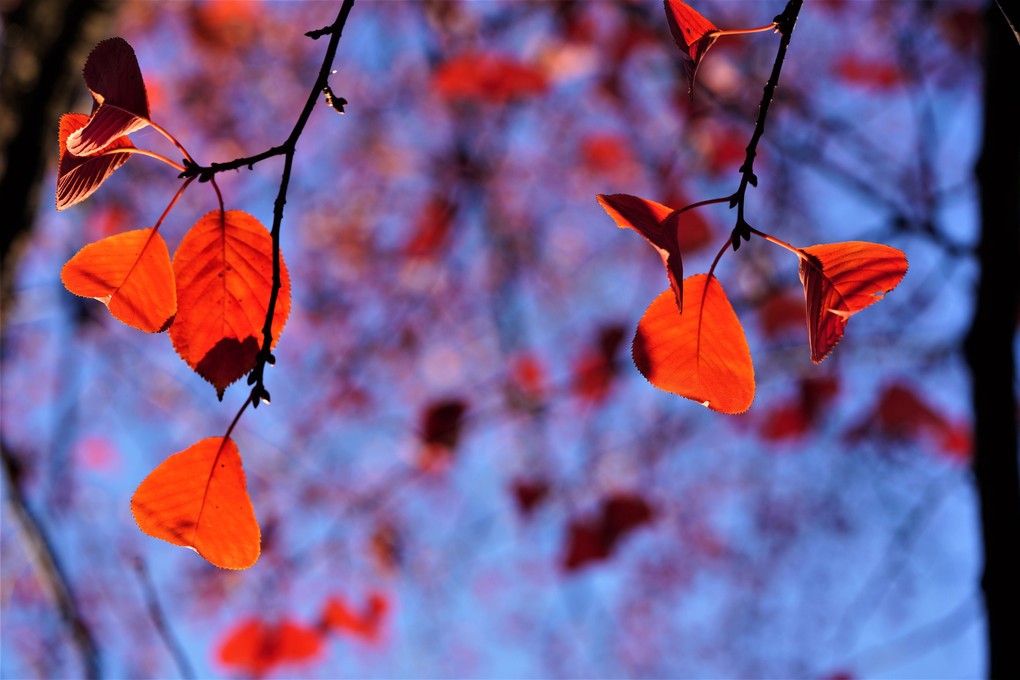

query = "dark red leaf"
598;193;684;313
66;38;151;156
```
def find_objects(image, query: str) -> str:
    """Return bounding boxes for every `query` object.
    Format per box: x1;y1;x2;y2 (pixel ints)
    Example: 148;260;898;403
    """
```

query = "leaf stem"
676;195;731;217
712;23;778;37
98;147;185;172
152;176;195;234
146;118;194;165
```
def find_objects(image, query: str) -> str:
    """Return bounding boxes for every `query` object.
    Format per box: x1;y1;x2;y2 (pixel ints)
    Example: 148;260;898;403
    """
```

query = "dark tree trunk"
966;3;1020;678
0;0;119;322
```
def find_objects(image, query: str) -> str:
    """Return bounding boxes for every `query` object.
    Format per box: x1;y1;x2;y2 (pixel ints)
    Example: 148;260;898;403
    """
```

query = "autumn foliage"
55;2;907;575
57;37;292;569
596;0;907;414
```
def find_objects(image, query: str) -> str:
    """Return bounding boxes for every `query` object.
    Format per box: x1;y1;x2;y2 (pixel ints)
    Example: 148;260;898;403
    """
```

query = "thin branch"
132;558;195;680
729;0;803;251
1;439;101;679
247;0;356;407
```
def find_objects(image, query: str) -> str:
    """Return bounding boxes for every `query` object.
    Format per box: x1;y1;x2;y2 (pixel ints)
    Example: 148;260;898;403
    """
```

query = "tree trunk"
0;0;119;322
966;3;1020;678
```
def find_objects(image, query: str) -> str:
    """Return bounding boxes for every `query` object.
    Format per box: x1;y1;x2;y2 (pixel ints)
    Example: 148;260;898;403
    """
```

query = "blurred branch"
1;439;101;679
132;558;195;680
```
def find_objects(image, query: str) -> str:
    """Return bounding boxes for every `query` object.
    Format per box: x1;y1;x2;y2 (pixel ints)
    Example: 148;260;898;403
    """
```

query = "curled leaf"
66;37;151;156
597;194;684;312
57;113;134;210
797;241;908;363
131;437;260;570
632;275;755;414
60;227;176;332
663;0;720;100
170;210;291;398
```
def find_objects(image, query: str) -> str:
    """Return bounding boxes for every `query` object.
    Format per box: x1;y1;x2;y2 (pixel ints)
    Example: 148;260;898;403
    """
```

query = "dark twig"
1;439;101;679
728;0;802;251
246;0;356;407
132;558;195;680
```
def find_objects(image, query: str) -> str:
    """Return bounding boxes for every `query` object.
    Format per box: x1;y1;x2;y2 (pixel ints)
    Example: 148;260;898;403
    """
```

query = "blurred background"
2;0;1009;678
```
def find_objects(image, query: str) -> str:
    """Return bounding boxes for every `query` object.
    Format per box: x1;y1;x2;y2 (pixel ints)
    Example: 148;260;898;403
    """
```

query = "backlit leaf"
66;37;151;156
663;0;720;100
170;210;291;398
797;242;907;363
131;436;260;570
218;617;323;677
597;193;684;312
61;228;176;333
632;275;755;414
57;113;134;210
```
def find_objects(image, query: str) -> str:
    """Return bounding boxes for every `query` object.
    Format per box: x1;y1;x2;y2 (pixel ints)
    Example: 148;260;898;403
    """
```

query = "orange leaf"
632;275;755;414
66;38;151;156
132;437;260;569
61;228;176;333
57;113;134;210
663;0;720;100
170;210;290;398
797;242;907;363
597;194;684;312
218;617;323;677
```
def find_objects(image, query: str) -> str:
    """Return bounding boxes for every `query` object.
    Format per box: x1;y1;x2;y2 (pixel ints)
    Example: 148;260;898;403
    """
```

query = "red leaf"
434;52;548;104
322;593;389;642
597;193;684;312
833;54;904;90
797;242;908;363
170;210;291;398
572;324;626;403
66;38;151;156
405;196;456;258
218;617;323;677
61;228;176;333
632;275;755;414
57;113;134;210
663;0;720;100
131;437;260;570
563;520;611;571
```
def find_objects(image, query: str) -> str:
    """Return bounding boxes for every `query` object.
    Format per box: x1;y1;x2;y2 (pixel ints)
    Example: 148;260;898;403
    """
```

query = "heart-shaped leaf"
663;0;720;100
131;437;260;570
597;193;684;312
632;274;754;414
797;241;908;363
57;113;134;210
170;210;291;398
61;227;176;333
66;37;151;156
